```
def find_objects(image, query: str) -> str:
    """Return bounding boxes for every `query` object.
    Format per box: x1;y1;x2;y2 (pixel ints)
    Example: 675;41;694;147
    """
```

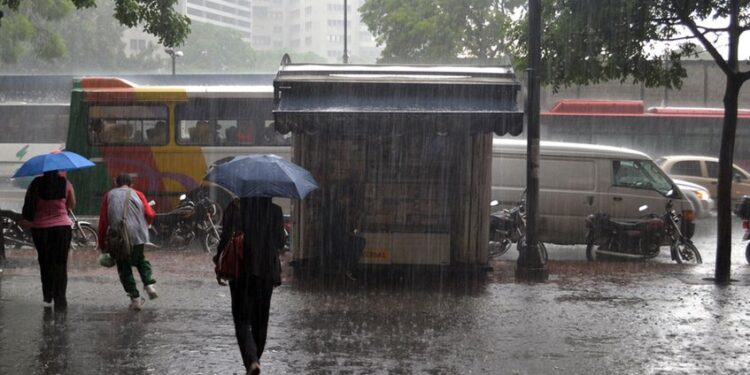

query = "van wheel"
746;242;750;265
585;232;598;261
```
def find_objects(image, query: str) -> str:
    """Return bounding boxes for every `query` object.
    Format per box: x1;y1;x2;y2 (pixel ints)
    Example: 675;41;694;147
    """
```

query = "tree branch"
671;1;731;75
740;70;750;83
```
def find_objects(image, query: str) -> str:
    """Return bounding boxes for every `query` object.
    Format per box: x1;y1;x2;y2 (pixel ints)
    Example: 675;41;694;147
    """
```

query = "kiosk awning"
273;64;524;136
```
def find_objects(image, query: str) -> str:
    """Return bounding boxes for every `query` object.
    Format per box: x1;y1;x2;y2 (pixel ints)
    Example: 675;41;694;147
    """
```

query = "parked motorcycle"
1;210;32;249
1;209;97;249
149;194;222;255
489;196;548;262
68;210;98;249
282;214;291;254
734;196;750;264
586;195;702;263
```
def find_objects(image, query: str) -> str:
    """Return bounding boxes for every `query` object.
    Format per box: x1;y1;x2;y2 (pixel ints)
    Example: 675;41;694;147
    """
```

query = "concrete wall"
540;60;750;110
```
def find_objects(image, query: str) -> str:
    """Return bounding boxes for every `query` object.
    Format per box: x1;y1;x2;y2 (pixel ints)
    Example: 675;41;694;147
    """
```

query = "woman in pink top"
22;170;76;310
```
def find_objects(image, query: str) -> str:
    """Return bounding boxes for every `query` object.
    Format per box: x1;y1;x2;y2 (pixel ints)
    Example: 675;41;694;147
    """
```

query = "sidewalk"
1;247;749;374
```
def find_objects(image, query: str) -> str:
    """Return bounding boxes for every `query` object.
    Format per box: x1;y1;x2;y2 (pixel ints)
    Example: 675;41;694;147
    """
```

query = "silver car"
673;178;714;218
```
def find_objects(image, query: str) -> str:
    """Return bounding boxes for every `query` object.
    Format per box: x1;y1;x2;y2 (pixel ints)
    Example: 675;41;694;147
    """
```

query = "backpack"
106;189;132;262
106;220;132;262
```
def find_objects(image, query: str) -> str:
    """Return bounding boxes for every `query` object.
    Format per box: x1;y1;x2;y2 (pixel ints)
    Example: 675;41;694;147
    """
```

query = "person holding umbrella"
206;154;317;375
16;151;94;310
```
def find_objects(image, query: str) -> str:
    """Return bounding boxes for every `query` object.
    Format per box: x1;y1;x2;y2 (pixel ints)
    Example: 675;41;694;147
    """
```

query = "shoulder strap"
121;188;130;223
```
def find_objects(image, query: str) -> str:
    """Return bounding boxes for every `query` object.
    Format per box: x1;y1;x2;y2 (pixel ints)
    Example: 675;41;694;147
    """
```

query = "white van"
491;139;694;245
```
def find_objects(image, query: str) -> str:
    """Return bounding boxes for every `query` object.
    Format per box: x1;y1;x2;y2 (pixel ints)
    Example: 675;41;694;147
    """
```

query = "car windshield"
612;160;676;196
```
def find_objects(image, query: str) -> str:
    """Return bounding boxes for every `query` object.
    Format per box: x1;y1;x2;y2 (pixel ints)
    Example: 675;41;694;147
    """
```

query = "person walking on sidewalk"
215;197;284;375
22;170;76;310
98;174;158;311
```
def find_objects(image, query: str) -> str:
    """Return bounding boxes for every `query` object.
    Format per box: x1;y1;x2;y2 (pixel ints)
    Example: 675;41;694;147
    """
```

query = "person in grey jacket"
98;174;158;311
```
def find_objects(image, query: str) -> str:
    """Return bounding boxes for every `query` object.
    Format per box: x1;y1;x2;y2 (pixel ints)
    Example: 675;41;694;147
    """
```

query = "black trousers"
229;274;274;370
31;226;71;307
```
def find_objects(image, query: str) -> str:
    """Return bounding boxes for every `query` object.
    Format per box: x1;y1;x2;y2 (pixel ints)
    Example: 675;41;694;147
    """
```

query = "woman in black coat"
215;197;284;375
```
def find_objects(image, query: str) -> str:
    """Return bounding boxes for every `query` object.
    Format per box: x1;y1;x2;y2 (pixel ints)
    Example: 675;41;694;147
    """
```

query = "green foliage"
0;13;33;63
360;0;523;63
509;0;749;91
114;0;189;48
178;22;255;73
1;0;189;58
1;0;162;73
177;24;326;73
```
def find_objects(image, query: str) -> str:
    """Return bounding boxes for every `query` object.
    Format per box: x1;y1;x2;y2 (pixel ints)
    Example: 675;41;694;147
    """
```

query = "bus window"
145;121;168;145
175;98;289;146
88;105;168;146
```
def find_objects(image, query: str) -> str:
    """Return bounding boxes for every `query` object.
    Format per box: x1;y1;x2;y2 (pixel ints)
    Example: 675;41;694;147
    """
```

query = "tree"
177;24;327;73
511;0;749;283
0;0;189;65
1;0;162;73
178;22;255;73
360;0;523;63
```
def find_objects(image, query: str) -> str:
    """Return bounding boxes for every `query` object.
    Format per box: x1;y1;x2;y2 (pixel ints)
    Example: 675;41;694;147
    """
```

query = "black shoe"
247;362;260;375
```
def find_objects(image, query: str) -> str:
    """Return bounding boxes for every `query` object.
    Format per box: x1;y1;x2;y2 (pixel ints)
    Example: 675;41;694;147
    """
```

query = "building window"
305;37;312;46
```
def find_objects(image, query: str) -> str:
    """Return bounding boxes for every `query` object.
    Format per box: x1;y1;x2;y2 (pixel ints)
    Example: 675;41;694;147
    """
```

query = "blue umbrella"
203;154;318;199
13;151;95;178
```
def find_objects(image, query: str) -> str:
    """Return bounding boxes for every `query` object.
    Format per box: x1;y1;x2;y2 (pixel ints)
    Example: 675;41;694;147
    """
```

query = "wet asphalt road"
1;216;750;374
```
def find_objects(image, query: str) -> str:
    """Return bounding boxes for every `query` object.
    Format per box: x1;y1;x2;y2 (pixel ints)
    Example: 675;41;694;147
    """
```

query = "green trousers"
116;244;155;298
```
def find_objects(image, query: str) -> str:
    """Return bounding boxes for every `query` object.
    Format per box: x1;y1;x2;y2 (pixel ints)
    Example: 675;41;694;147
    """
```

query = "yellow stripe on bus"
133;88;189;102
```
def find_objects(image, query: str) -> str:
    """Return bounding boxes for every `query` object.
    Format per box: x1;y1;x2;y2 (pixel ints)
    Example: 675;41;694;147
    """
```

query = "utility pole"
516;0;548;280
343;0;349;63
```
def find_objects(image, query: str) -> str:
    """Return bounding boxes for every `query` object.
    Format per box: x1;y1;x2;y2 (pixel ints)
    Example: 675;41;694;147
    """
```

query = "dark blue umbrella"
203;154;318;199
13;151;95;178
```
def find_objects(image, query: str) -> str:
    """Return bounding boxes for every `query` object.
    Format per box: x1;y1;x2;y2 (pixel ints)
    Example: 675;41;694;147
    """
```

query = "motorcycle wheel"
746;242;750;265
585;231;598;261
489;238;512;257
672;238;702;264
71;224;98;249
7;226;31;249
517;236;548;264
202;229;221;256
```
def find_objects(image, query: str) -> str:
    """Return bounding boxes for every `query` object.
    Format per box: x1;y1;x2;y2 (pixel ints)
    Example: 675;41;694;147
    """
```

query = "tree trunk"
714;76;741;283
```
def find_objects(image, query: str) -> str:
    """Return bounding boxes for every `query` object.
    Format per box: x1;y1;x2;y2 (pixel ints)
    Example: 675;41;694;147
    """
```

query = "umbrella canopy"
203;154;318;199
13;151;95;178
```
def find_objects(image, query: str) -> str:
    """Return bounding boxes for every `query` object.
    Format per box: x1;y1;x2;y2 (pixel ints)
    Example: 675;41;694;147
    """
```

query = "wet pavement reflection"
1;216;749;374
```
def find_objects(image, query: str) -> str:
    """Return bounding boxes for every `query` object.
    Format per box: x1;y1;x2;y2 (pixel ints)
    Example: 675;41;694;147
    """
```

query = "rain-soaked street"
2;216;750;374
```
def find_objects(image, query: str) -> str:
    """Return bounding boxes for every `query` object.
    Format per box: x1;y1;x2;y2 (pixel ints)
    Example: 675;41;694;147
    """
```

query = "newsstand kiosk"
273;62;523;275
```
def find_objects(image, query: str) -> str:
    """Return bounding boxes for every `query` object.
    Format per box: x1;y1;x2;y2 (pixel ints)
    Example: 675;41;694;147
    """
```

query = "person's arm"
135;190;156;224
21;178;38;224
272;205;285;249
215;203;236;262
65;180;76;210
97;192;109;250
